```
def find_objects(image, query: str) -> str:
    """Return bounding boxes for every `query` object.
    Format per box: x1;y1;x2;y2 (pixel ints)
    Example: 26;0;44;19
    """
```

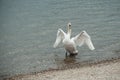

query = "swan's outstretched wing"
53;29;66;48
72;31;95;50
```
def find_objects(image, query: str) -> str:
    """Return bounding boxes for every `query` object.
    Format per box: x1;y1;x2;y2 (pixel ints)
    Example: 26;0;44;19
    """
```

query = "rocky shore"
6;58;120;80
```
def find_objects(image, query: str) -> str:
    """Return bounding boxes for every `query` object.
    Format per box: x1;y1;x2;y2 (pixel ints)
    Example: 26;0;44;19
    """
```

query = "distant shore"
6;58;120;80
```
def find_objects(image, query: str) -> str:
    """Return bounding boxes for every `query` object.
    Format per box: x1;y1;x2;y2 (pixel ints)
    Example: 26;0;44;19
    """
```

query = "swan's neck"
67;26;71;38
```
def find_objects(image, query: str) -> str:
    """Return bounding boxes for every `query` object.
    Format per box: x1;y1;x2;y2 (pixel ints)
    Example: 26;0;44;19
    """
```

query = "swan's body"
53;23;95;56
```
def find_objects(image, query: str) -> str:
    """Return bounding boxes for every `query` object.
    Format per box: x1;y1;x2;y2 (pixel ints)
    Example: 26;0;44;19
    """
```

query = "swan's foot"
65;51;78;57
69;52;78;56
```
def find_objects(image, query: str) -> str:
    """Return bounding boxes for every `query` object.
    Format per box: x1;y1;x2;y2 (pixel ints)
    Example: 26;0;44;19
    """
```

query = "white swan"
53;23;95;56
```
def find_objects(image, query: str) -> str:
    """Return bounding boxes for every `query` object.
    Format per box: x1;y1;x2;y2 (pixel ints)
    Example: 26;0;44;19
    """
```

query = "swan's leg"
65;51;68;57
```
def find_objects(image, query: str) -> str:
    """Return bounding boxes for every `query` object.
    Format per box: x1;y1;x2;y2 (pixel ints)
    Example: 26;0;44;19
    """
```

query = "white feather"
53;29;66;48
72;31;95;50
53;23;95;55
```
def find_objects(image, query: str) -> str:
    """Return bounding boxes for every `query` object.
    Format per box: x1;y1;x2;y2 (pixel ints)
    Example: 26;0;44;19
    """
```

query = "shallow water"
0;0;120;79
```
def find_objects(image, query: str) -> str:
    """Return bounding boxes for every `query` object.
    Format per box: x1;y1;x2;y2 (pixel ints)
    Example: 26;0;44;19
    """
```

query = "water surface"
0;0;120;79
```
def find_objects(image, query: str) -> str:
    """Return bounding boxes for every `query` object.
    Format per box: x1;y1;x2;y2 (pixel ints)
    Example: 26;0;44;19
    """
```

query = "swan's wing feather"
53;29;66;48
72;31;95;50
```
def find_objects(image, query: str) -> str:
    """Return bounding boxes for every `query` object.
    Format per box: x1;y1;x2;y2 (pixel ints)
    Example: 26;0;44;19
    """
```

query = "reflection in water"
54;54;78;69
64;55;76;64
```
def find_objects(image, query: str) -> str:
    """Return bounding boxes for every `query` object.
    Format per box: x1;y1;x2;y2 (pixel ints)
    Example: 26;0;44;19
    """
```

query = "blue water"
0;0;120;79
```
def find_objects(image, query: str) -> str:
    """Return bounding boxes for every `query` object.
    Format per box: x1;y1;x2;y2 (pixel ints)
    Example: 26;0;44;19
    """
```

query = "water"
0;0;120;79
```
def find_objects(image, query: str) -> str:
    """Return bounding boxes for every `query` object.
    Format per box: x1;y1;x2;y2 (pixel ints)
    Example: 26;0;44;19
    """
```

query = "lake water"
0;0;120;79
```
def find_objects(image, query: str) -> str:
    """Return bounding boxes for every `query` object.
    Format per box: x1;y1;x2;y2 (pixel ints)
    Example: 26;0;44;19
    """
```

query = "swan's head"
67;22;72;34
67;22;71;27
67;22;71;30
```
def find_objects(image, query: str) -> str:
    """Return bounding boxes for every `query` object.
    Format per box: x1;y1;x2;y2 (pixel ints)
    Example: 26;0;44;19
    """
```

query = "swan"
53;23;95;56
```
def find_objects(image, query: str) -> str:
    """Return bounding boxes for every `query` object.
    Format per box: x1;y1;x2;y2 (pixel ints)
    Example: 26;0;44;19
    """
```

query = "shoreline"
6;58;120;80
